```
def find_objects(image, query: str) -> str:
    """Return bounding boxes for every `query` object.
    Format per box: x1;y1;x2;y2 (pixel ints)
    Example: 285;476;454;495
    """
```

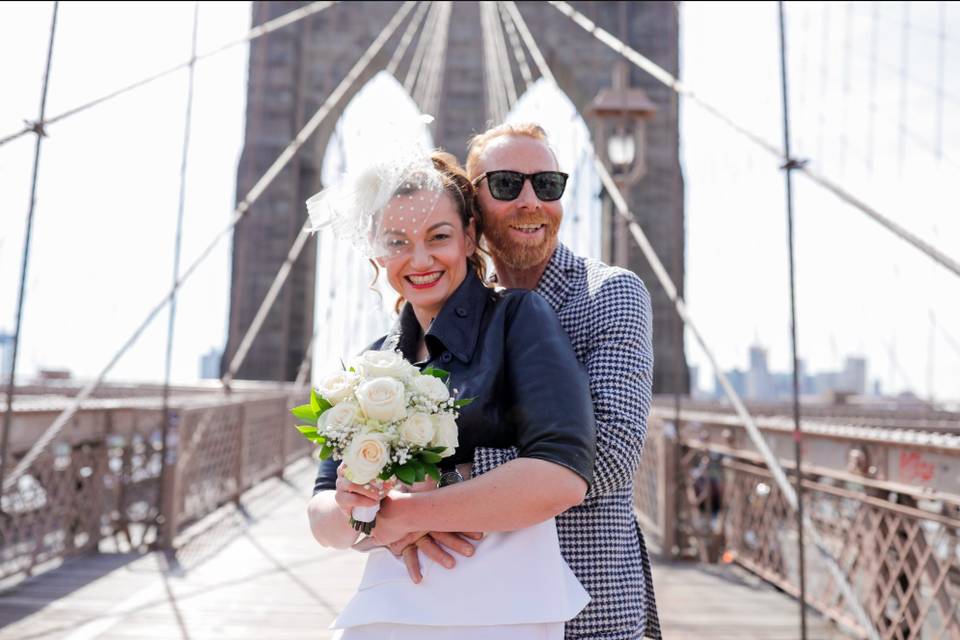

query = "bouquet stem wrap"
351;502;380;535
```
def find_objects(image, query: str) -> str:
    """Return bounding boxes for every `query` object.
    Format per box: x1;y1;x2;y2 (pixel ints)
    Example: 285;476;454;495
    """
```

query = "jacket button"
455;307;468;318
441;351;453;363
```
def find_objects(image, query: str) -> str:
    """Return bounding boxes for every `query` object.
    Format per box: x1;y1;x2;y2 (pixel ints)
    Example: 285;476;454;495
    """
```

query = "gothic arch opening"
312;72;432;377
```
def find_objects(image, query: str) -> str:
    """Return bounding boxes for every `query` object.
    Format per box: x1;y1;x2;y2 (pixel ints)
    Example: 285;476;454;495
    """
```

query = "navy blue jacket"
313;270;596;493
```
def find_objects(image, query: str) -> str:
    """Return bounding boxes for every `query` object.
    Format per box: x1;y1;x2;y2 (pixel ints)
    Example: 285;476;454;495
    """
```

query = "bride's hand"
334;463;394;519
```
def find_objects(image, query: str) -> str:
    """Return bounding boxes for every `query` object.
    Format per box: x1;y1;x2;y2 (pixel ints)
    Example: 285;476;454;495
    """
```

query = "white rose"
317;372;358;405
412;375;450;403
356;377;407;423
399;413;435;447
356;350;411;380
321;401;361;434
399;359;420;381
431;413;459;457
342;432;391;484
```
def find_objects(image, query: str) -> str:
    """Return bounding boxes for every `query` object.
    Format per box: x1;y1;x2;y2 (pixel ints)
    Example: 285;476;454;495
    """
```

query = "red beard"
482;212;560;270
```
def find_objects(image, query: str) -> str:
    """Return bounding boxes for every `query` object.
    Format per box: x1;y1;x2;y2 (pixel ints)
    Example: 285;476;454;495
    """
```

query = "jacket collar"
534;242;578;312
381;270;489;365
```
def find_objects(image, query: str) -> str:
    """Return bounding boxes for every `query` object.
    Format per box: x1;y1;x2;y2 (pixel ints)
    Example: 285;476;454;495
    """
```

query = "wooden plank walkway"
0;459;845;639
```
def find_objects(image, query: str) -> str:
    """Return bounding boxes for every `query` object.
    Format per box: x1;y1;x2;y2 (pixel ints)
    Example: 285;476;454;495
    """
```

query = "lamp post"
587;62;657;267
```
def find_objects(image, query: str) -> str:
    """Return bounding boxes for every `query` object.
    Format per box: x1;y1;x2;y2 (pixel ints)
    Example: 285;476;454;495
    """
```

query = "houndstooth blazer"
473;243;661;640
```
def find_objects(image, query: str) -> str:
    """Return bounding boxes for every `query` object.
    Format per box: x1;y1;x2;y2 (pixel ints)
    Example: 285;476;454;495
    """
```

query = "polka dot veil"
306;142;445;260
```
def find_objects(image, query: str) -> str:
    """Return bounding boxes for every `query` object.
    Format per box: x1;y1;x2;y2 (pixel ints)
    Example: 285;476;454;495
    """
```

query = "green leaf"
419;450;443;464
413;460;426;482
379;467;395;482
291;404;317;424
395;464;416;485
319;443;334;460
424;446;448;454
424;464;440;481
422;367;450;381
296;425;319;438
311;389;333;415
454;397;475;408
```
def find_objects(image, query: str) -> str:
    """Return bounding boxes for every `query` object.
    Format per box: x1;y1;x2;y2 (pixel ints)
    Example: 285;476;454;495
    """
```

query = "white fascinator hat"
306;116;447;261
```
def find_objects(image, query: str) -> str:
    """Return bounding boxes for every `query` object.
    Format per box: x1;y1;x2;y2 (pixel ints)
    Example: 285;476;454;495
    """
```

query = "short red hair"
465;122;557;180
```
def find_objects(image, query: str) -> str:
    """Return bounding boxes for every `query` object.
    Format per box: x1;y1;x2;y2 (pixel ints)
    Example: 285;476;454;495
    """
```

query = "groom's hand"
388;531;484;583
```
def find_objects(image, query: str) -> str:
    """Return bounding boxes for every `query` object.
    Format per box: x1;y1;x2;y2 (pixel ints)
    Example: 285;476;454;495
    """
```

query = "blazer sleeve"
473;272;653;501
499;291;596;487
313;456;339;494
577;271;653;499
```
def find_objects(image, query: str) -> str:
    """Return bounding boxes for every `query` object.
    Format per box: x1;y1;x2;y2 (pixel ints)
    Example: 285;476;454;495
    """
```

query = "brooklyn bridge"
1;1;958;638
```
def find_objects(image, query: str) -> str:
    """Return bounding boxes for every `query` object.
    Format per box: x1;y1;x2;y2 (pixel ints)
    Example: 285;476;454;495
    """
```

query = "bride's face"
376;191;476;317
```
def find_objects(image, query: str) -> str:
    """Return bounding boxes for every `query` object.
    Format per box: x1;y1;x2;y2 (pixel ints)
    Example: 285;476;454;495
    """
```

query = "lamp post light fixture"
587;62;657;267
587;62;658;188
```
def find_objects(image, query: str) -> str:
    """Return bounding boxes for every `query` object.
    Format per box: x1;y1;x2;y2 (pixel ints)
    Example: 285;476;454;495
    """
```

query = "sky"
1;1;958;402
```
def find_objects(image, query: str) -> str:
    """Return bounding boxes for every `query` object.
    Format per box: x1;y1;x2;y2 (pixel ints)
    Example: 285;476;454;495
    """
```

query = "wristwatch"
438;468;464;488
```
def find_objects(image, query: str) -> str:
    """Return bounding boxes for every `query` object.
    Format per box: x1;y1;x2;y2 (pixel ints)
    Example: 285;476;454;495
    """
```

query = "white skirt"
332;622;563;640
330;518;588;638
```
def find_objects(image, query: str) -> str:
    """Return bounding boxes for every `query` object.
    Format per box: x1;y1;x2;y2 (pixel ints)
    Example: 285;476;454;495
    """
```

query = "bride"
306;146;595;639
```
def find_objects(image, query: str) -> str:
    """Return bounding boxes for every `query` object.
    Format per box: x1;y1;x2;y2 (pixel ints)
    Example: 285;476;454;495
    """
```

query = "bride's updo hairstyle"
427;151;488;284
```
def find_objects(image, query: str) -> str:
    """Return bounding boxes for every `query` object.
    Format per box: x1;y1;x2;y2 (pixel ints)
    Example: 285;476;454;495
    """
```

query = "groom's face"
474;136;563;271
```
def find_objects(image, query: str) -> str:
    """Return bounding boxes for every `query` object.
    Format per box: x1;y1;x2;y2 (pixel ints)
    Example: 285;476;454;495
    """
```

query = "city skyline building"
0;331;13;381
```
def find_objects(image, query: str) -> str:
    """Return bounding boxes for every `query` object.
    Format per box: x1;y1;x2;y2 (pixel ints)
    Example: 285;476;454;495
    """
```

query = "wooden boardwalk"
0;459;844;639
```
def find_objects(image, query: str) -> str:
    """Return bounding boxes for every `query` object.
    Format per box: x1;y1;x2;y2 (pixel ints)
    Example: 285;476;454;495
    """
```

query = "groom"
397;122;661;640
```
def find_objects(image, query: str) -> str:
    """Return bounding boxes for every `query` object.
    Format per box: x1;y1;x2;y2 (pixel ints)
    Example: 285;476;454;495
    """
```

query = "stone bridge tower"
226;1;688;394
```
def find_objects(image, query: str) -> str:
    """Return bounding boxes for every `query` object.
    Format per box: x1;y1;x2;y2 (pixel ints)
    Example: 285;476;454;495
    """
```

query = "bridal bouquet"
291;350;470;534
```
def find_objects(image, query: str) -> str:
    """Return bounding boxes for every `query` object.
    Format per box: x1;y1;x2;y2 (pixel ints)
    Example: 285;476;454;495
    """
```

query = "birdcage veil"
306;133;445;260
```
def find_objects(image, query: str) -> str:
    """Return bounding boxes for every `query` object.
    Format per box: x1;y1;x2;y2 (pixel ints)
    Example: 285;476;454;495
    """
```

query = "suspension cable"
547;0;960;282
412;2;446;112
503;3;880;636
221;222;311;389
0;1;59;495
0;2;337;150
404;1;441;96
156;1;200;537
419;2;453;118
498;1;533;87
490;2;518;108
386;1;430;77
1;1;417;494
480;2;508;122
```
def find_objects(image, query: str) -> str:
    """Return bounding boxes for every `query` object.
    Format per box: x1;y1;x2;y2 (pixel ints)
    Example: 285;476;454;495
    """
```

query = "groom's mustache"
489;213;556;229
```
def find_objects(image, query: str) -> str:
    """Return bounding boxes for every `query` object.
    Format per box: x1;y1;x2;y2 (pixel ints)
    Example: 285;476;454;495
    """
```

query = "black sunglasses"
474;170;569;202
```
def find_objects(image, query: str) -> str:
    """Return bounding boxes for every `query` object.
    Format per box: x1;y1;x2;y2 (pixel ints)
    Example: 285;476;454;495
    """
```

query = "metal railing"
0;388;311;584
636;403;960;639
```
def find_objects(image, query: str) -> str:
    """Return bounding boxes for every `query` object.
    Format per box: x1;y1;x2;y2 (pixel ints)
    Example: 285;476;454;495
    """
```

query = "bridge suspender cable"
404;1;442;96
1;1;417;494
411;1;449;117
386;1;431;78
501;2;880;637
0;2;338;150
777;3;808;635
546;0;960;283
156;1;200;537
0;2;59;497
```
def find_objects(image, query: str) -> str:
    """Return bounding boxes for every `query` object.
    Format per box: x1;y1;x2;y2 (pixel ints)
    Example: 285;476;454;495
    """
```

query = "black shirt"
313;270;596;493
